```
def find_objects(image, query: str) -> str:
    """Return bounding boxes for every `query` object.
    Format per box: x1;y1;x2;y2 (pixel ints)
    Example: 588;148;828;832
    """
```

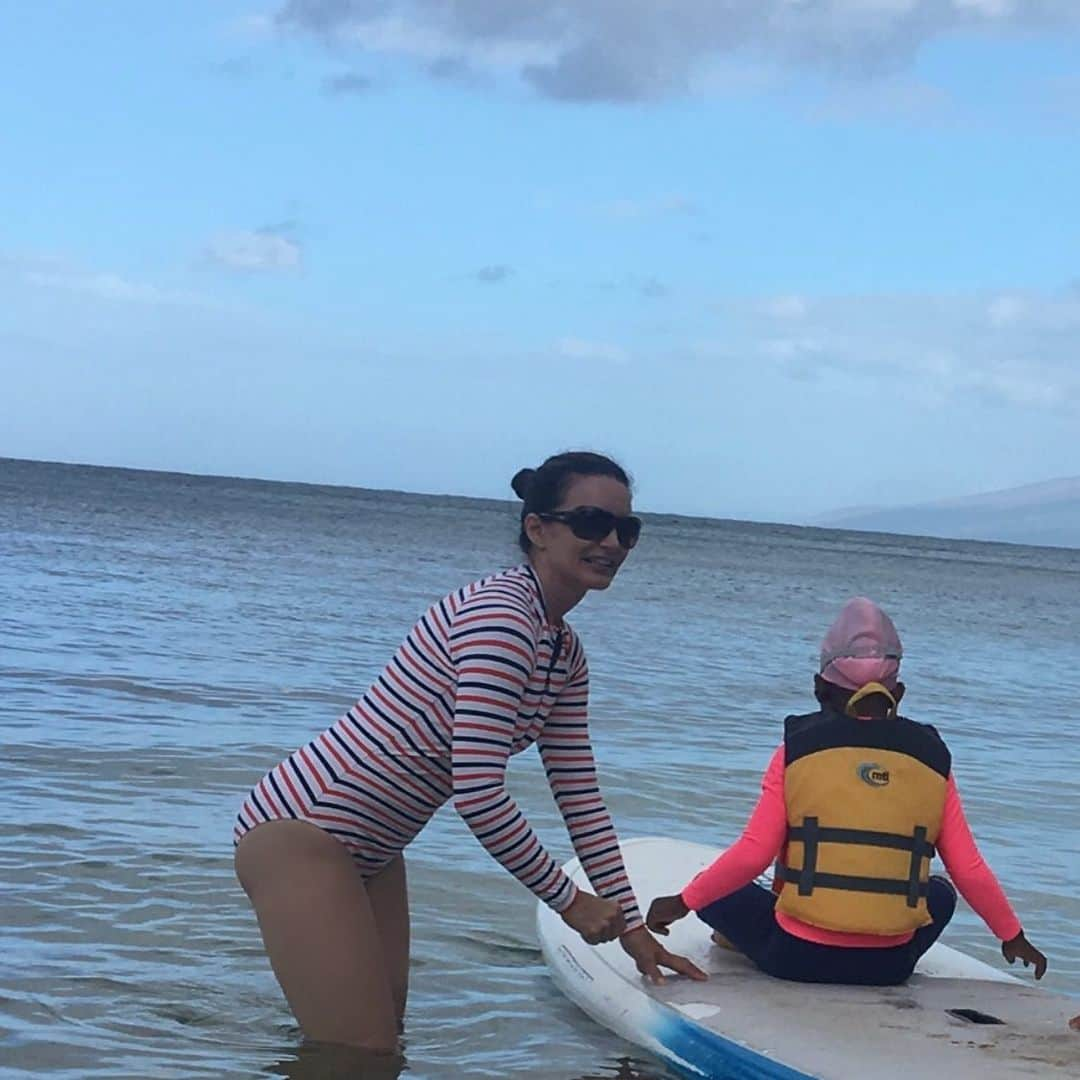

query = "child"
647;598;1048;986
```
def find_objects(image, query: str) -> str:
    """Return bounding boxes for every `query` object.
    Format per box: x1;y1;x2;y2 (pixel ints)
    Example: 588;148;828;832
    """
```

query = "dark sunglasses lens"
565;508;641;548
616;517;642;548
566;508;617;541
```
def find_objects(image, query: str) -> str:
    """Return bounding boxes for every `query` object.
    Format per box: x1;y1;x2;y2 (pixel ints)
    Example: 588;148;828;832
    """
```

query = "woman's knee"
235;821;403;1049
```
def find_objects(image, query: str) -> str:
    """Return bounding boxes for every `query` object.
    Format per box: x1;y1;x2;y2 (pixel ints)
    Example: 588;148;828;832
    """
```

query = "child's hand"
1001;931;1047;979
646;894;690;936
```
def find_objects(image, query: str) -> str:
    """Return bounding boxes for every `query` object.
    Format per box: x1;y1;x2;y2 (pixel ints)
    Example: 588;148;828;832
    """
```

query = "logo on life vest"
858;763;890;787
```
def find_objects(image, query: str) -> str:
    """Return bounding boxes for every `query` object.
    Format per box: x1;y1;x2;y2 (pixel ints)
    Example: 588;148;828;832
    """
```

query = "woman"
647;597;1047;987
235;451;705;1051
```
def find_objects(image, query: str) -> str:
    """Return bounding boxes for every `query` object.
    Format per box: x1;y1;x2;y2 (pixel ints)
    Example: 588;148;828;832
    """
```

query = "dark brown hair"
511;451;631;553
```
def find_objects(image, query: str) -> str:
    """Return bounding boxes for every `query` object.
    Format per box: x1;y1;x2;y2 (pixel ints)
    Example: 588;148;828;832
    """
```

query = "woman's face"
525;474;635;593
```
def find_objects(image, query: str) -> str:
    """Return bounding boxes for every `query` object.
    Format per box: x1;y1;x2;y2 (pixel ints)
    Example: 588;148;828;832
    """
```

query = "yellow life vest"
776;708;951;936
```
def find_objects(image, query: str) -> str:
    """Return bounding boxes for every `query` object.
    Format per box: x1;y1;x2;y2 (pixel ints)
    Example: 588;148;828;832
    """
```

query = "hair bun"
511;467;536;500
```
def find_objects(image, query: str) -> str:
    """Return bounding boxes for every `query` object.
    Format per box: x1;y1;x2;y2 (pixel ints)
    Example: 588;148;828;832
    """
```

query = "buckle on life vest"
845;681;897;718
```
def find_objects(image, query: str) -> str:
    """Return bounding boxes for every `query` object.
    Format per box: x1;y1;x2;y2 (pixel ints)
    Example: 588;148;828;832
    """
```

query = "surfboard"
537;837;1079;1079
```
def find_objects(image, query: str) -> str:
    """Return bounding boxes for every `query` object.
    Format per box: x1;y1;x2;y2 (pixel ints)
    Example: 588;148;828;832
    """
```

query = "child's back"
646;597;1047;986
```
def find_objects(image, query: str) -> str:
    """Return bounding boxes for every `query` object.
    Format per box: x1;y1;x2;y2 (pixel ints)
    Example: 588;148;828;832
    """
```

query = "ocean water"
2;456;1078;1080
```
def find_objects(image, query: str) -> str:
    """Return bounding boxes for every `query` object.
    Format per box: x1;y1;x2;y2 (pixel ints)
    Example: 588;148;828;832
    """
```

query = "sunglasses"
537;506;642;549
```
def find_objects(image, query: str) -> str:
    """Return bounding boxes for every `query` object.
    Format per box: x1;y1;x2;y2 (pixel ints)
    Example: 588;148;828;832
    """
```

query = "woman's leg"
366;854;410;1028
234;820;400;1051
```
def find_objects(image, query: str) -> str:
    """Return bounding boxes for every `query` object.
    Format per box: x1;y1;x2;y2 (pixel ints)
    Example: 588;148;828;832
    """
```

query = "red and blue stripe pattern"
236;565;642;928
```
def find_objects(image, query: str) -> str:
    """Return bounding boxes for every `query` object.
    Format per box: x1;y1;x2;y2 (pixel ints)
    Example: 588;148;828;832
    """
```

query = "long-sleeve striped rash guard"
235;564;643;929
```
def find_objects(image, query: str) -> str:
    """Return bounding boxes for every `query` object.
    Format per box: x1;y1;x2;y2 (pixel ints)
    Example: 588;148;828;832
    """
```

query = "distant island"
816;477;1080;550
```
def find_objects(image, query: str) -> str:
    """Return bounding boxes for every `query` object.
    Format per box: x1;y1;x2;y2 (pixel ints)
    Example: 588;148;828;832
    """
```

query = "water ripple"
1;459;1077;1079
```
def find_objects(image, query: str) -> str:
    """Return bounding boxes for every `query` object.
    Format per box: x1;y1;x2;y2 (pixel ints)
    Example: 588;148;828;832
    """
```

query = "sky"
2;1;1079;522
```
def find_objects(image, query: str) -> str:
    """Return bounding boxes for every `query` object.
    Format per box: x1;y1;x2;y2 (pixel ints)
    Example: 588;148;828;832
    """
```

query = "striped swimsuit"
235;564;642;927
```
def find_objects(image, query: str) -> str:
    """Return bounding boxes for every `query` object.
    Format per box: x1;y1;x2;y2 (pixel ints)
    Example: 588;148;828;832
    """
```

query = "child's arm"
648;746;787;933
680;745;788;911
937;775;1048;978
936;774;1022;941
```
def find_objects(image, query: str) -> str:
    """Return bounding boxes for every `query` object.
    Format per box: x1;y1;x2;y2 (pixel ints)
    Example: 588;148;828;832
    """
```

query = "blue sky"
2;2;1079;521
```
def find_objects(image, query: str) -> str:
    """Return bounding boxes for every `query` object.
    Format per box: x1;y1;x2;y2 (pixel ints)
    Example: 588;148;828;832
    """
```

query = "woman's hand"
646;893;690;936
1001;931;1048;980
560;890;625;944
619;926;707;985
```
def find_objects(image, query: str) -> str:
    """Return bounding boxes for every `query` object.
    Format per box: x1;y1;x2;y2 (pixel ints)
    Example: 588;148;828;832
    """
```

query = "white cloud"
1;252;200;306
985;290;1080;332
759;335;830;361
987;294;1026;327
203;229;302;272
556;337;629;364
335;13;555;70
808;77;954;124
228;13;277;39
599;194;701;220
714;287;1080;411
761;294;810;319
953;0;1015;16
28;271;168;304
274;0;1080;102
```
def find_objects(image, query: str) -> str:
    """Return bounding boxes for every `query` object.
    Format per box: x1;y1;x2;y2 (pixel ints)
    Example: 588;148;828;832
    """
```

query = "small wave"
52;675;258;708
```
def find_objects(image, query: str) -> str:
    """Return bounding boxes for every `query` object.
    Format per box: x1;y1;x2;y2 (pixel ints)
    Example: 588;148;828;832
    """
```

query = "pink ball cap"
819;597;903;691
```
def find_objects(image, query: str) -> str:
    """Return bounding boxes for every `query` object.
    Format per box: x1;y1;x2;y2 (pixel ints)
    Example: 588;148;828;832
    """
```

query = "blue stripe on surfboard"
654;1011;814;1080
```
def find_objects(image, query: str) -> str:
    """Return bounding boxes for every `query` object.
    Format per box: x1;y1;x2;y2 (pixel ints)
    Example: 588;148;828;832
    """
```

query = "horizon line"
5;453;1075;553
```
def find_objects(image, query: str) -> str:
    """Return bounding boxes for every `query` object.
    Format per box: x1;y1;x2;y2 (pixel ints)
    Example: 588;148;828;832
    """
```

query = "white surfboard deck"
537;838;1079;1079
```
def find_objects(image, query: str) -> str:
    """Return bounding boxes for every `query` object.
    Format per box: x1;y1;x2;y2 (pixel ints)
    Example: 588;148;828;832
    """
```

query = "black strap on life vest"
783;816;936;907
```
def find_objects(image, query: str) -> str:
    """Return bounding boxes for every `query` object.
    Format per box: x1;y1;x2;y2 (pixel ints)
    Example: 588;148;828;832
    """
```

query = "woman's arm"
540;640;707;982
537;642;643;931
448;595;579;911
